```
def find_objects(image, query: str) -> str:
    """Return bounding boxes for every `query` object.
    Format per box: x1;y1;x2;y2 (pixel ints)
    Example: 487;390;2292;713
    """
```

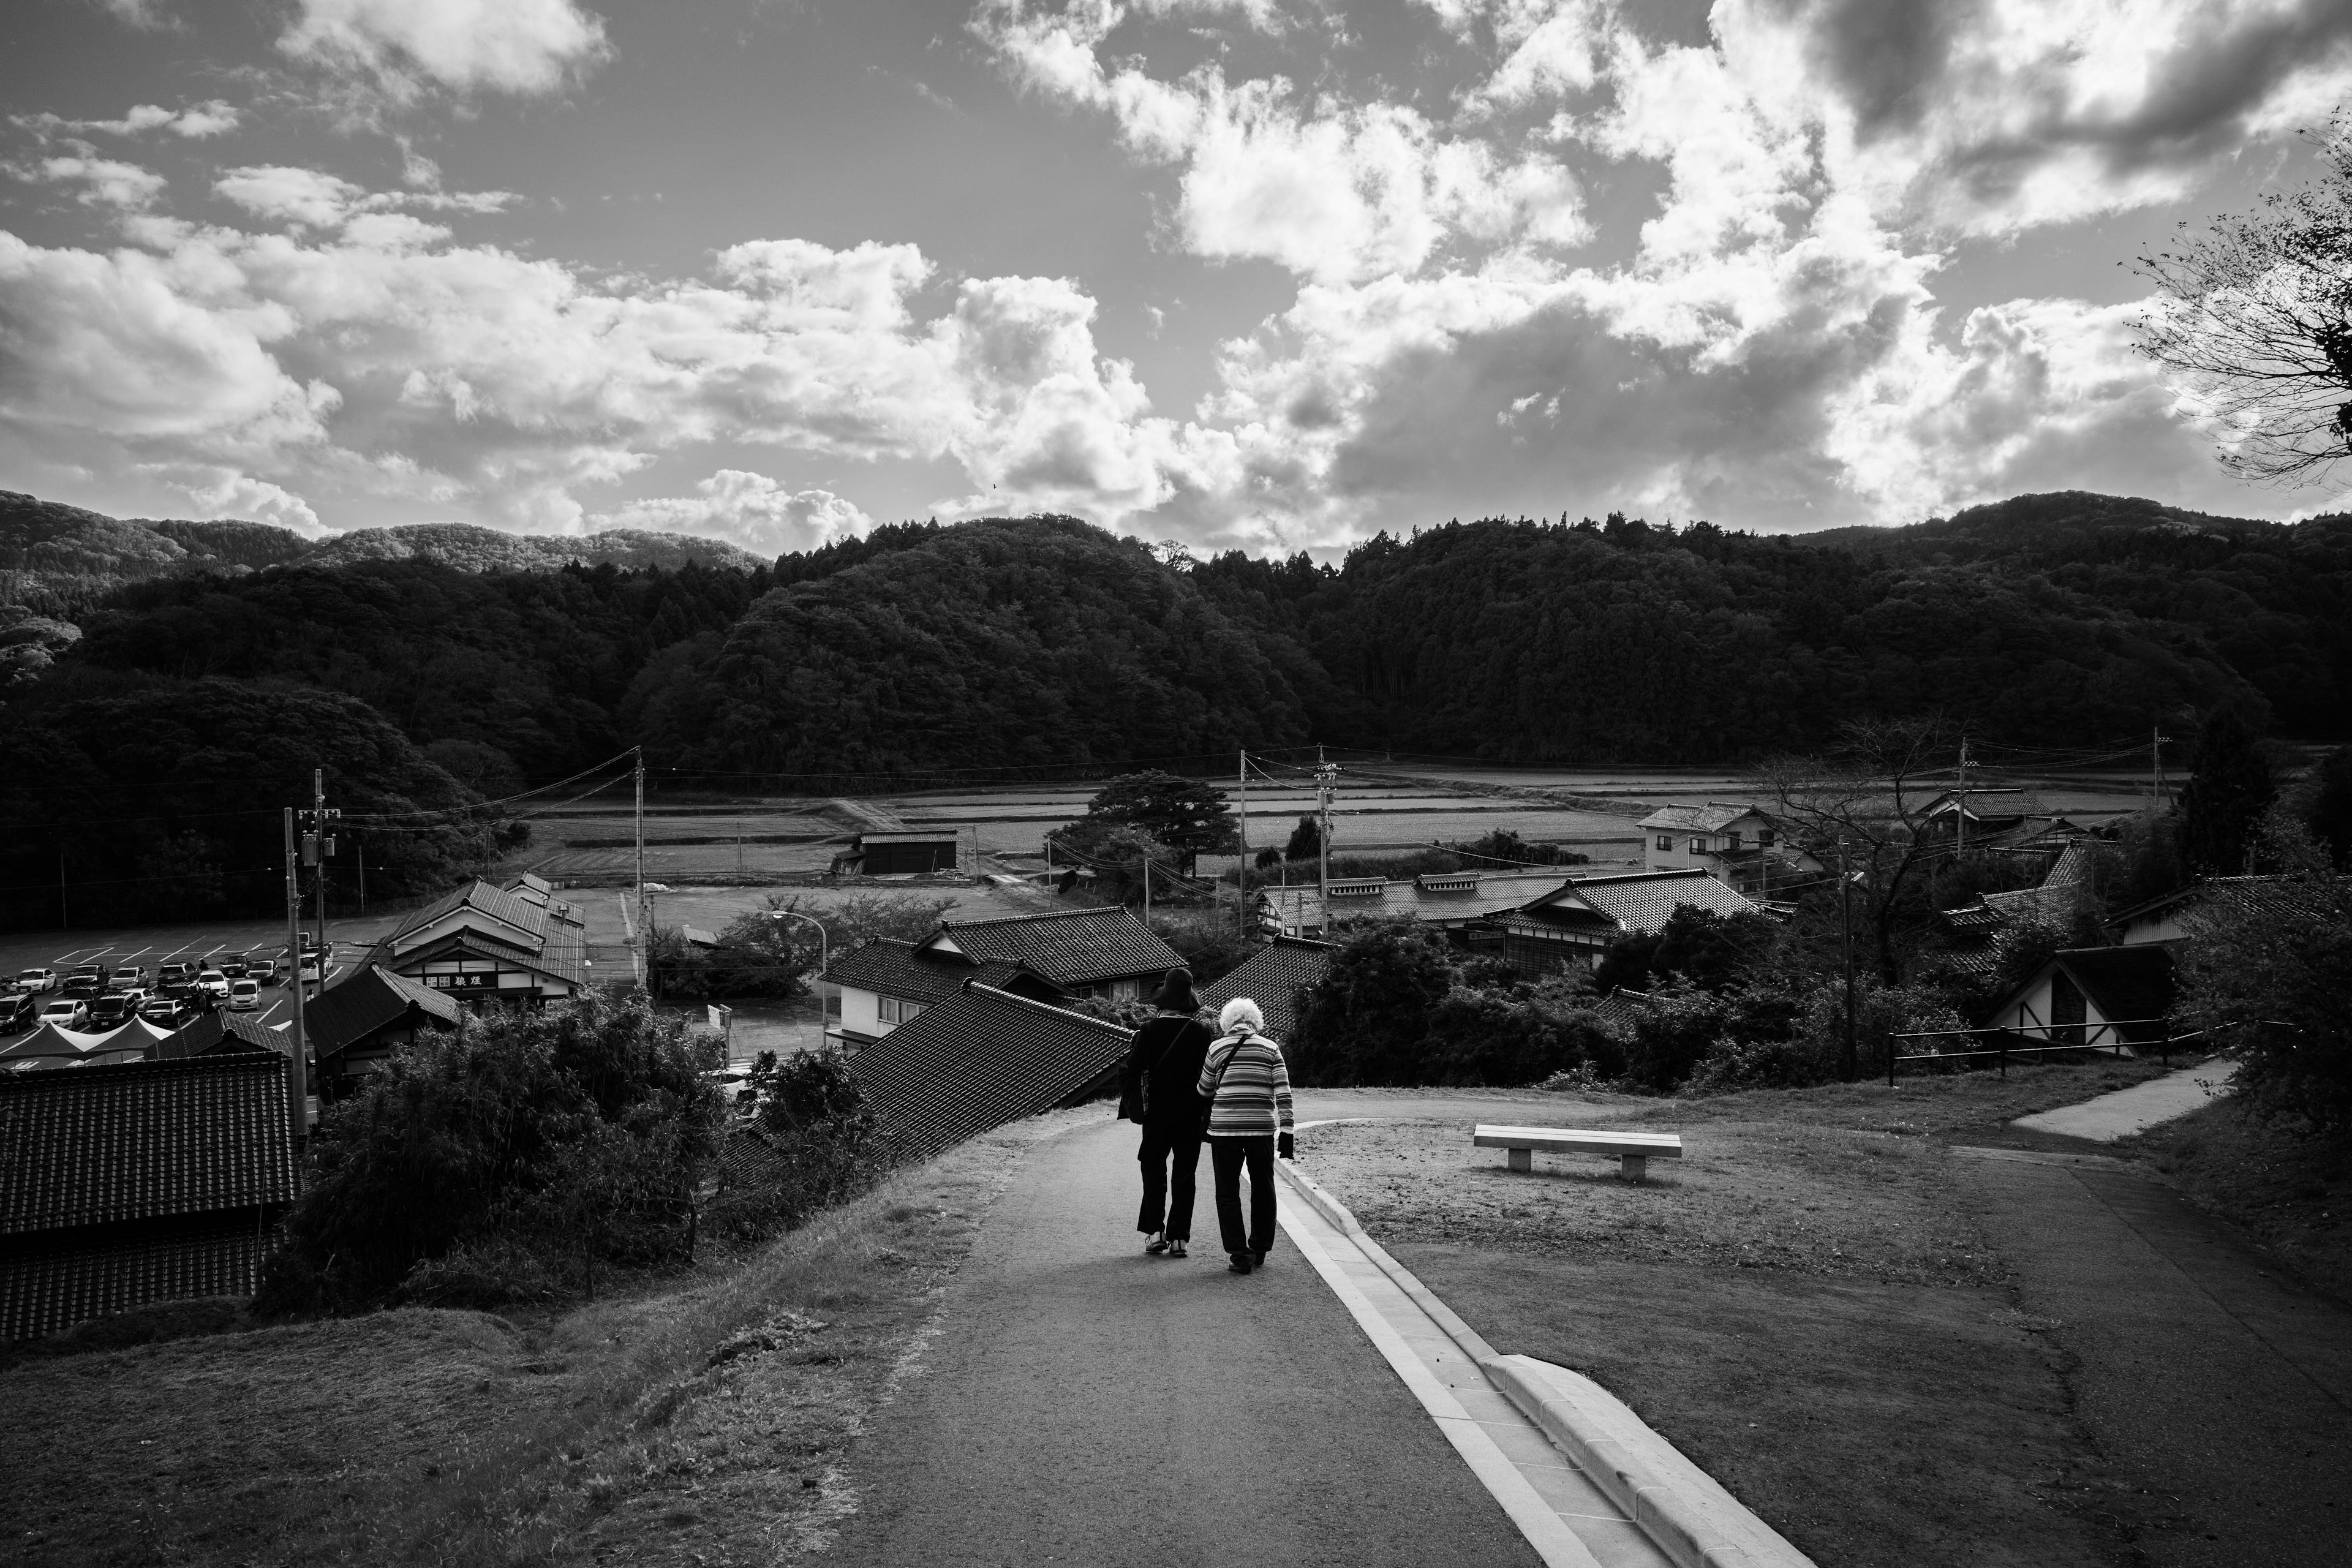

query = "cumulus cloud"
24;155;169;210
279;0;611;100
597;472;874;554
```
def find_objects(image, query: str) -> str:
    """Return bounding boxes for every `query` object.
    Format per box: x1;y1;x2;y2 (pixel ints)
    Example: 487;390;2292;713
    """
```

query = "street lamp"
766;909;831;1051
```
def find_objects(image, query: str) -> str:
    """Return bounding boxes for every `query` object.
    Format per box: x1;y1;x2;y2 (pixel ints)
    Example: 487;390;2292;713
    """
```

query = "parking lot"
1;910;405;1035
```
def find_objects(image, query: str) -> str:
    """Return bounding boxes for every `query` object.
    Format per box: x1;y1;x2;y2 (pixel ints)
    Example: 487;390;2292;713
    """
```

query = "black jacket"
1121;1013;1213;1131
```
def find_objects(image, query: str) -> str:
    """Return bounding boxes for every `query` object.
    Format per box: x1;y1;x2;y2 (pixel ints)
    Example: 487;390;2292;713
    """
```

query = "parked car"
15;968;58;993
217;953;248;979
1;992;37;1034
297;930;318;952
228;978;260;1012
62;975;100;1000
159;961;197;986
297;954;322;984
195;969;230;1003
249;958;280;986
67;963;107;985
140;997;188;1028
38;998;89;1031
88;993;137;1028
110;966;149;991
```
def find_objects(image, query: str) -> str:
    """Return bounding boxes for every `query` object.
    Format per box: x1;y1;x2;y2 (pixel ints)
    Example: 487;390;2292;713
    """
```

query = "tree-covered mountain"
301;521;764;575
626;516;1330;778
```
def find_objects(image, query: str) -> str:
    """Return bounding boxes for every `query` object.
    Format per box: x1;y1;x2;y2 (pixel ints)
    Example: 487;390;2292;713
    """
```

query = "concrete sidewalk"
1961;1149;2352;1566
2010;1057;2238;1141
824;1114;1549;1567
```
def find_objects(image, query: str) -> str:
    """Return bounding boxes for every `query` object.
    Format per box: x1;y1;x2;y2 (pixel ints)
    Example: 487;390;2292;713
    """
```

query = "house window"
1758;830;1774;848
1725;831;1741;849
1111;978;1138;1002
1654;834;1673;852
878;996;924;1025
1688;837;1706;854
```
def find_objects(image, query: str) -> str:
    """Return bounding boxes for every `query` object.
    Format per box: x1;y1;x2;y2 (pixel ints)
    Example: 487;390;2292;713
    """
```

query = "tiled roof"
152;1009;282;1061
366;917;592;991
304;965;461;1060
1259;870;1580;933
2106;872;2352;933
1519;870;1763;937
1636;802;1768;833
0;1055;297;1235
922;908;1185;988
4;1213;279;1344
388;878;550;954
848;982;1133;1159
818;938;1062;1006
1972;840;2101;926
1198;938;1335;1046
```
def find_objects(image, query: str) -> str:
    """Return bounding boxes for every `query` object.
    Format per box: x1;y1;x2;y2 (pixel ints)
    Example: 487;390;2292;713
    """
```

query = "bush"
2176;846;2352;1133
1289;921;1457;1084
1424;975;1618;1086
1148;907;1255;985
257;992;724;1315
703;1045;887;1241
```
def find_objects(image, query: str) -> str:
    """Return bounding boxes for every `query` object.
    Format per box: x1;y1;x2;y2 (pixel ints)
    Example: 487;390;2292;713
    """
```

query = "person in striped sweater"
1196;998;1297;1275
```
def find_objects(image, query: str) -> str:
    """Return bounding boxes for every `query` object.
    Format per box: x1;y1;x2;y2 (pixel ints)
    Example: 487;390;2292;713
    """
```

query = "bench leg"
1619;1154;1646;1183
1507;1148;1531;1174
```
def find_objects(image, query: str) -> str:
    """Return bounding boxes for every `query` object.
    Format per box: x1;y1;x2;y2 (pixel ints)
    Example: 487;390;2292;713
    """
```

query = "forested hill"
5;488;2348;797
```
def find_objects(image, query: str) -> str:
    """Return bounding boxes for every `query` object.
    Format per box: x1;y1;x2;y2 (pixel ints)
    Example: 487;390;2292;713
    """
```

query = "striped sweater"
1197;1033;1295;1139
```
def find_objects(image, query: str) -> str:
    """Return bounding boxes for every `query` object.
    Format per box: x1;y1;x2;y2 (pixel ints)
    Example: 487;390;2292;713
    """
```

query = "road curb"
1276;1159;1815;1568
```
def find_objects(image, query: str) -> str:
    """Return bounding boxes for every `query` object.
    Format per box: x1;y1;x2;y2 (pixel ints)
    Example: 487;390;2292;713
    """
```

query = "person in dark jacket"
1121;968;1214;1258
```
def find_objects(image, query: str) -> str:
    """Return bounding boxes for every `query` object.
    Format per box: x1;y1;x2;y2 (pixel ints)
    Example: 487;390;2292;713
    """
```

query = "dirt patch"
0;1109;1087;1567
2124;1098;2352;1307
1393;1248;2120;1568
1621;1058;2175;1144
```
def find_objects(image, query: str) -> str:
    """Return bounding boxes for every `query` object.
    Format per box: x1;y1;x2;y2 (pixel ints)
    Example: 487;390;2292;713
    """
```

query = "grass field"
0;1110;1092;1568
1295;1061;2180;1568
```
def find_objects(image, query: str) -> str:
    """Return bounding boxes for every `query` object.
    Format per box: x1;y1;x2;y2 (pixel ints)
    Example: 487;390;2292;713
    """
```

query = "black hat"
1151;968;1199;1013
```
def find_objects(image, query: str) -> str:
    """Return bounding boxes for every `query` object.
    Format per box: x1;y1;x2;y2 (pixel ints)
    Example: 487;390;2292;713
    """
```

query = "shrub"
2176;851;2352;1134
257;992;723;1314
1289;920;1457;1084
1424;975;1618;1086
703;1045;887;1242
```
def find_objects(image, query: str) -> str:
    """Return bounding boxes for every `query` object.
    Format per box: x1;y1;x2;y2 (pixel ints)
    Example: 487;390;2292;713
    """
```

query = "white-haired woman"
1196;997;1296;1275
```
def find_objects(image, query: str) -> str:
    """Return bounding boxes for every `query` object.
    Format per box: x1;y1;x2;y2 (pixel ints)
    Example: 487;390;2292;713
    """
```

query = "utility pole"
1237;748;1250;935
1315;760;1338;935
357;843;366;916
1838;836;1856;1082
283;808;309;1157
2152;726;2169;808
1142;856;1151;925
633;747;647;949
298;770;341;992
58;850;66;931
1956;735;1969;859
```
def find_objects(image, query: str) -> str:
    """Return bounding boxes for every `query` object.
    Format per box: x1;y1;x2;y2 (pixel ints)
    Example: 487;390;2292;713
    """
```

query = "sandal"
1144;1232;1167;1254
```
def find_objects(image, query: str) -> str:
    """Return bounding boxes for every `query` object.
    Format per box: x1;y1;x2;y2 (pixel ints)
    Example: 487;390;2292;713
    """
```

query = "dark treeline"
5;488;2349;928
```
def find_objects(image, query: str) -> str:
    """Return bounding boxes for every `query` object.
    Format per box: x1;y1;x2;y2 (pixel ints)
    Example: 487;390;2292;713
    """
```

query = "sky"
2;0;2350;557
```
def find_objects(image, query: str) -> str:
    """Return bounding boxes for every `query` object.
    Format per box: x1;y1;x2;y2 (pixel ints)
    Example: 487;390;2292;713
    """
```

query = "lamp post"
767;909;829;1052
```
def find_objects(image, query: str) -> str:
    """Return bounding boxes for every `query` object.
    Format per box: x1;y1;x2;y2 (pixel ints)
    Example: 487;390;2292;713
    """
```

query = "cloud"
0;187;1221;532
23;156;169;210
279;0;611;99
16;100;241;138
89;0;173;28
596;472;873;554
974;2;1589;285
143;463;326;532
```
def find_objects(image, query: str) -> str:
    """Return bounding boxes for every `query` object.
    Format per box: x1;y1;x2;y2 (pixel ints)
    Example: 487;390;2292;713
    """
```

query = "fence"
1883;1019;2198;1085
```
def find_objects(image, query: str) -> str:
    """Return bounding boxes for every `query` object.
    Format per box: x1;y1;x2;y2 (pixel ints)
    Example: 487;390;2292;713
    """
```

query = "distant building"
1198;937;1335;1046
829;831;962;876
910;907;1185;1001
1980;946;2175;1051
1635;804;1803;894
2104;873;2352;949
818;938;1067;1049
1256;869;1583;942
153;1008;286;1061
301;964;462;1098
0;1054;300;1343
845;982;1134;1159
1499;869;1768;976
361;875;592;1009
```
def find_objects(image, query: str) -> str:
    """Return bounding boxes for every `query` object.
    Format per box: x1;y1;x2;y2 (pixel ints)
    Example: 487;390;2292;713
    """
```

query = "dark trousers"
1137;1125;1202;1240
1210;1135;1276;1259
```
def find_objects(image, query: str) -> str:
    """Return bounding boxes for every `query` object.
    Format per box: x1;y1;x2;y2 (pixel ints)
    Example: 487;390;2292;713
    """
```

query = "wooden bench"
1474;1125;1684;1183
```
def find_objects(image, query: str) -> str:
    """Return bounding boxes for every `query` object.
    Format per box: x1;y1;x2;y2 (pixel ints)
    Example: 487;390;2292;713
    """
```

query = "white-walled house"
1980;946;2174;1050
1635;804;1809;895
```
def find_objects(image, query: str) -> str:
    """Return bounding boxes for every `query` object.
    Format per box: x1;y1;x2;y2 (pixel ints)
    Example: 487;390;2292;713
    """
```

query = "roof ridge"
960;981;1133;1036
944;907;1139;930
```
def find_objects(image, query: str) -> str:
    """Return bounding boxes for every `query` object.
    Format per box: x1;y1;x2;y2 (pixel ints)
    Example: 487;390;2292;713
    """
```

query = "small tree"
2179;707;2275;875
1284;814;1323;862
2308;747;2352;870
1064;770;1240;875
1288;919;1456;1084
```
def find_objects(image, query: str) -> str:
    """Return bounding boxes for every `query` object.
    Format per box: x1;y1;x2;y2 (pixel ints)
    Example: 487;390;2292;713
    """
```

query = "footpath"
1958;1063;2351;1566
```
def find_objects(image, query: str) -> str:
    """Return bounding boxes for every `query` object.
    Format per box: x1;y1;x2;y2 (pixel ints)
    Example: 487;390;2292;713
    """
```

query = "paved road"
2010;1058;2238;1141
1965;1151;2352;1566
827;1114;1546;1568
